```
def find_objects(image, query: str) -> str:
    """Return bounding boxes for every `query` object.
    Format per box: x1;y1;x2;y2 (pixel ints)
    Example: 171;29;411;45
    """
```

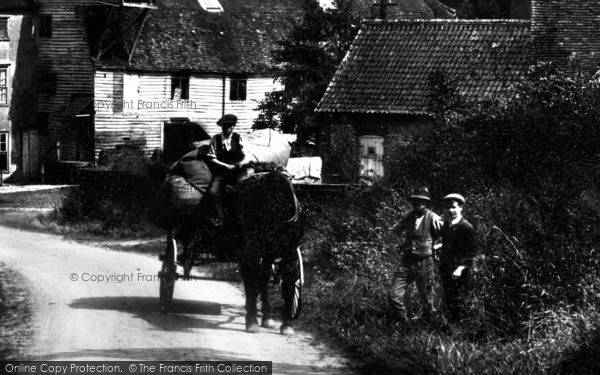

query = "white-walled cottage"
32;0;301;177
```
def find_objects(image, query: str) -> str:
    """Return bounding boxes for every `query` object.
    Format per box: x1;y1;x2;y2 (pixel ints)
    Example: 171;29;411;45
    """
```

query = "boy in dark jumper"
439;193;480;322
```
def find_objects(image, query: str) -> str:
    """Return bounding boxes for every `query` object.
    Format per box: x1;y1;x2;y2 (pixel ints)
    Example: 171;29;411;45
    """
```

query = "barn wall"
94;70;282;159
35;0;116;162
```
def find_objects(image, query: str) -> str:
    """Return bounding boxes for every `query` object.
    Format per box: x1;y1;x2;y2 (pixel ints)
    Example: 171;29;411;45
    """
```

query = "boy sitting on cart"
203;114;249;227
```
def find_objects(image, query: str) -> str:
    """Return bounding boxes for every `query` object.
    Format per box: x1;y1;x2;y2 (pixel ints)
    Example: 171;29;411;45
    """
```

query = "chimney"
510;0;530;19
373;0;398;20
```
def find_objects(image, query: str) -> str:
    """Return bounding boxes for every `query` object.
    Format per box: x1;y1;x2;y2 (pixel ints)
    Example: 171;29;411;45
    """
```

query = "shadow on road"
26;347;350;374
68;296;286;336
68;296;236;332
70;296;221;315
24;346;253;361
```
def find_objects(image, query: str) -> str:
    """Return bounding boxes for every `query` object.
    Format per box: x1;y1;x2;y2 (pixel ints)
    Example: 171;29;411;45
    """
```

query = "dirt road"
0;225;353;374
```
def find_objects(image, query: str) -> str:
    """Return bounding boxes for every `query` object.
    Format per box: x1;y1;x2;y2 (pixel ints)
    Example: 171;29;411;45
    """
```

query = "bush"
380;63;600;334
299;63;600;373
322;123;360;183
55;164;165;234
300;184;600;373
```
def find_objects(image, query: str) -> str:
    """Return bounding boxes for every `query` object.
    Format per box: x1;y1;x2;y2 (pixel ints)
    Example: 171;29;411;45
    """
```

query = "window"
230;77;247;101
0;67;7;104
171;76;189;100
112;72;124;113
0;132;7;171
39;15;52;38
39;72;57;94
359;135;384;177
0;18;8;41
0;133;6;152
123;73;139;114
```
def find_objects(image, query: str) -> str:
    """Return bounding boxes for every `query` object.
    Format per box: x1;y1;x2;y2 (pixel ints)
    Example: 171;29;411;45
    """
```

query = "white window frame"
229;77;247;101
123;73;139;114
171;76;189;100
198;0;223;12
0;18;8;41
359;135;384;177
0;66;7;105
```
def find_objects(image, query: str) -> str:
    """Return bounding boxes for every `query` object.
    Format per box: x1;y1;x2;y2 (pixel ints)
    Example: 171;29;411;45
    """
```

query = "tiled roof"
531;0;600;72
317;19;531;115
85;0;302;74
363;0;455;19
0;0;38;11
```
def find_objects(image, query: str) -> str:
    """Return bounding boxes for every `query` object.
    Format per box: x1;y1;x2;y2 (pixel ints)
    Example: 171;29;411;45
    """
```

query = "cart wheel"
159;230;178;314
292;247;304;319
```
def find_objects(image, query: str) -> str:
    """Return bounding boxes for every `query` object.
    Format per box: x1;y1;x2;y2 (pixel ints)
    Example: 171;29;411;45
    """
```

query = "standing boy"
439;193;480;322
389;187;443;321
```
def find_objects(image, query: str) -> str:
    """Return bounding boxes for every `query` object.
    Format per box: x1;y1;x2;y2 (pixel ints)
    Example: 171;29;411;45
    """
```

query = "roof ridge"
364;18;530;24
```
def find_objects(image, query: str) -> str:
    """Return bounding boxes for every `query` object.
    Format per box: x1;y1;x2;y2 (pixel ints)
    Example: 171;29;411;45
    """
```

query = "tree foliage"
253;0;362;139
385;62;600;332
323;122;360;182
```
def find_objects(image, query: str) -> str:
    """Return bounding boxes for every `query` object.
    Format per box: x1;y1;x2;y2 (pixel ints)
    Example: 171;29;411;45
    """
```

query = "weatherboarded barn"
316;19;531;177
34;0;301;169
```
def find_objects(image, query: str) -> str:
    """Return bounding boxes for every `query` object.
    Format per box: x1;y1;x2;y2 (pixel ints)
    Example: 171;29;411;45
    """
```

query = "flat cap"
217;114;238;126
442;193;466;204
410;187;431;201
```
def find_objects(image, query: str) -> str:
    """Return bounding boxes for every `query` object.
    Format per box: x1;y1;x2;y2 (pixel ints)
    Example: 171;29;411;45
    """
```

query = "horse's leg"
259;260;276;328
240;262;260;333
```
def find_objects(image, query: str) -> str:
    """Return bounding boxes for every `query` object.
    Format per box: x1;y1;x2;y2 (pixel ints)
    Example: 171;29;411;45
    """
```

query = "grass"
300;268;600;374
0;186;70;208
0;263;34;360
6;182;600;374
293;186;600;375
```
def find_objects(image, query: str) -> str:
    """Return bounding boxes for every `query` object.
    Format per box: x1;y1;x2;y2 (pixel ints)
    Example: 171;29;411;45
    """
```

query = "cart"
157;223;303;315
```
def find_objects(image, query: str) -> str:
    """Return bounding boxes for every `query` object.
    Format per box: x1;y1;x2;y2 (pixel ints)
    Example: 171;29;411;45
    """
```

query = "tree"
253;0;362;140
426;68;463;126
324;122;360;182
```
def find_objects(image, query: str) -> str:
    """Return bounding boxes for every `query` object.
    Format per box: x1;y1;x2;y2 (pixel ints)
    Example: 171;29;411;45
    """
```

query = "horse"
235;168;304;334
168;163;304;335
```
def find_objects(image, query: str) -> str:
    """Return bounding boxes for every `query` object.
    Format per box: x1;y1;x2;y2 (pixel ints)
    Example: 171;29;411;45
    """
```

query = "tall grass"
299;183;600;374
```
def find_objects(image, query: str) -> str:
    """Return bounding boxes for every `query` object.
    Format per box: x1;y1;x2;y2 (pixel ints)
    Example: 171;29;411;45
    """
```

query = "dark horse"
176;167;304;335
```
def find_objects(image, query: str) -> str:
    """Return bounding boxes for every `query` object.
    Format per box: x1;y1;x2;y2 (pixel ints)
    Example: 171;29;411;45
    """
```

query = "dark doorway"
74;116;95;161
0;131;8;171
163;120;210;164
